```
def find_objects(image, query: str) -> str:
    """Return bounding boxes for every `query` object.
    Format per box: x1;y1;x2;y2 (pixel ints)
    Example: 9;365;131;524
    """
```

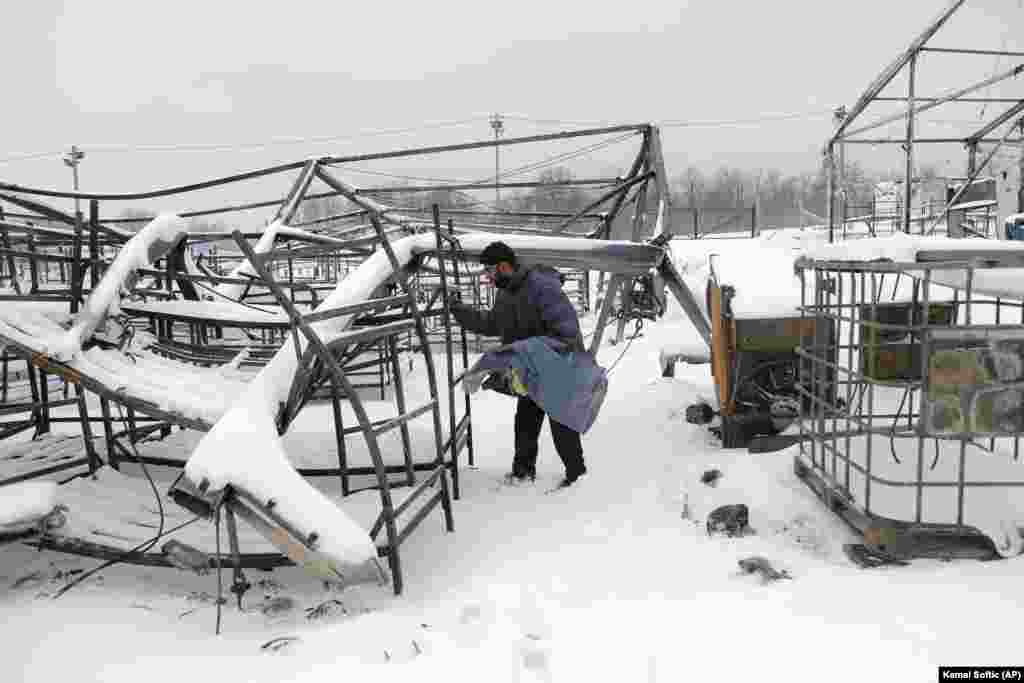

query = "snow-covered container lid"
670;233;810;319
803;234;1024;299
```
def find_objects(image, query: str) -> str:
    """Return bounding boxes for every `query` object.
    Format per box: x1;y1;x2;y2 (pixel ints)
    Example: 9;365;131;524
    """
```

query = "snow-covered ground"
3;290;1023;682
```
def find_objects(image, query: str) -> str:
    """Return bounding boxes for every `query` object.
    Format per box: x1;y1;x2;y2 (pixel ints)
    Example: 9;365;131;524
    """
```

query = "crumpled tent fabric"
464;336;608;434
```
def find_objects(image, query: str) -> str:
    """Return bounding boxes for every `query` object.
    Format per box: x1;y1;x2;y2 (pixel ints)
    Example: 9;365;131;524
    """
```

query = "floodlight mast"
490;113;504;206
63;145;85;216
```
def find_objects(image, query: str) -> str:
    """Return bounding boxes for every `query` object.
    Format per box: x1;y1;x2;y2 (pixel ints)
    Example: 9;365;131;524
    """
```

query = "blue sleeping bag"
464;336;608;434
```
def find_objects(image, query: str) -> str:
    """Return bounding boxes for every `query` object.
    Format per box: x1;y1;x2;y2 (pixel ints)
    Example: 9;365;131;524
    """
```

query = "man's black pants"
512;396;586;480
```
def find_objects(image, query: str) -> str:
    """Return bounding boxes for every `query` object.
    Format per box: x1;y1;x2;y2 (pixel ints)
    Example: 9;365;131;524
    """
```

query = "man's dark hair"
480;241;517;268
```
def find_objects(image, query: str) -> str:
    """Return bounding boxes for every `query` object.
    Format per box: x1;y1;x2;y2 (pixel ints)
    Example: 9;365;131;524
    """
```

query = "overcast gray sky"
1;0;1020;214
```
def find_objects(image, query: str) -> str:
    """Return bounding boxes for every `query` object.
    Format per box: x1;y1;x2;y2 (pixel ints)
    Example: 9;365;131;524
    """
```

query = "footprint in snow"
520;634;553;682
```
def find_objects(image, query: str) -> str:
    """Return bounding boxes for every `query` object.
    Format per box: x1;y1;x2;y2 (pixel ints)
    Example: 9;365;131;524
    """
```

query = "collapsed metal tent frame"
824;0;1024;243
1;123;676;326
0;124;716;597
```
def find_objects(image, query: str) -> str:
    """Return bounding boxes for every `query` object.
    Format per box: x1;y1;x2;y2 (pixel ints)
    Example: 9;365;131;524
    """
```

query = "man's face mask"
486;264;513;289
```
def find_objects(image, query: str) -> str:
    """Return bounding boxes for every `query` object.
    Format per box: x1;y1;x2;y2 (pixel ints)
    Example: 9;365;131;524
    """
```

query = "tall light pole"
63;145;85;216
833;106;848;236
490;113;504;206
63;145;85;313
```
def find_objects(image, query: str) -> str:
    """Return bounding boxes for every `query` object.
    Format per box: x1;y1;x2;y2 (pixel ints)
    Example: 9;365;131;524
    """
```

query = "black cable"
606;318;643;376
888;388;909;465
486;132;636;184
1;117;490;164
188;275;282;315
214;501;224;635
114;403;167;543
358;131;633;216
52;404;168;599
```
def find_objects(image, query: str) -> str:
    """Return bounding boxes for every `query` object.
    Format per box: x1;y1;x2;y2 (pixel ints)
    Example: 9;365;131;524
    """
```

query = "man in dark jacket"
450;241;588;488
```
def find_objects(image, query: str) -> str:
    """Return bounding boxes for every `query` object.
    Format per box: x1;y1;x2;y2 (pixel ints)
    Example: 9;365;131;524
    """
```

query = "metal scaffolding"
825;0;1024;243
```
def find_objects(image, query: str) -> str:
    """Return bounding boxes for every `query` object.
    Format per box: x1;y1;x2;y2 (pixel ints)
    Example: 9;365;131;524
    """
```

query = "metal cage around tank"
793;251;1024;561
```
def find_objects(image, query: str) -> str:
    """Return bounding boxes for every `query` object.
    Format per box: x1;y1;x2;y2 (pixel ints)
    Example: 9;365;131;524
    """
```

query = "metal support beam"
842;137;1024;145
88;200;100;289
843;63;1024;140
274;159;320;226
966;99;1024;144
320;124;645;166
874;96;1023;103
826;143;836;243
829;0;966;146
552;172;654;234
920;46;1024;58
903;53;918;234
589;274;624;355
924;115;1024;235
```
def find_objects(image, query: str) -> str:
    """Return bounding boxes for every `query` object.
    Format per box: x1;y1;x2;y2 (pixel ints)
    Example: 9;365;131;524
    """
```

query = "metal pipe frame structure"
0;122;666;238
1;120;684;446
0;123;673;311
823;0;1024;243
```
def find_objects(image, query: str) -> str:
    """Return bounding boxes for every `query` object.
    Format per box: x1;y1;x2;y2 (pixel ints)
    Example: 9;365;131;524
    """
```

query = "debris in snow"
186;590;226;605
843;544;911;569
737;556;792;583
161;540;211;575
706;504;751;537
260;595;296;617
685;401;715;425
305;599;348;620
260;636;300;653
10;570;45;589
700;469;723;487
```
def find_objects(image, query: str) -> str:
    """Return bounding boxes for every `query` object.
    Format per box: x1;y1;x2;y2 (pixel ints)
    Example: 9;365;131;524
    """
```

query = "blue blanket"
464;337;608;434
